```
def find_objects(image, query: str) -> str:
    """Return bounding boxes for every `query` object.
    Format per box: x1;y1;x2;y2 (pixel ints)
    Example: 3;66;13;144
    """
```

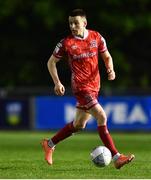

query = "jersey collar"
73;29;89;40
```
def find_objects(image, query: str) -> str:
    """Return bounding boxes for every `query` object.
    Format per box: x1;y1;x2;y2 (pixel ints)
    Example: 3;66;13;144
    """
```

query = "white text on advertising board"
64;102;148;124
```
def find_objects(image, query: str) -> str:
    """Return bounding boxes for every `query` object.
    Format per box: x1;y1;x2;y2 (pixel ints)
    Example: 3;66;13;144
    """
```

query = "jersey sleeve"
53;39;65;59
97;33;108;53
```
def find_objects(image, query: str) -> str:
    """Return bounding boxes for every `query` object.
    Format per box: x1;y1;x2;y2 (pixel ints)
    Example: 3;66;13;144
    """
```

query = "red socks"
51;121;77;145
50;122;118;157
97;125;118;156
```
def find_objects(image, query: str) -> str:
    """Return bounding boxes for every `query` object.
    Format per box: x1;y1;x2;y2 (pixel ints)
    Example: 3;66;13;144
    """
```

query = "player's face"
69;16;87;37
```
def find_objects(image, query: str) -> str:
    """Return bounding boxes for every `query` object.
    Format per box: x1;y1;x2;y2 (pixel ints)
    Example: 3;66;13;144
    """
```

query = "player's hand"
107;70;116;80
54;82;65;96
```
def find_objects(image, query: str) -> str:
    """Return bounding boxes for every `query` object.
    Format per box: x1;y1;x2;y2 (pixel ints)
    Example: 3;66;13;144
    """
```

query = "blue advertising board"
35;96;151;131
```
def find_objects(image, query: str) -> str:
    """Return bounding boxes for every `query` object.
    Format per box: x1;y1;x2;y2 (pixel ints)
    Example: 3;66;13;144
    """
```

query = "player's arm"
47;55;65;96
101;50;116;80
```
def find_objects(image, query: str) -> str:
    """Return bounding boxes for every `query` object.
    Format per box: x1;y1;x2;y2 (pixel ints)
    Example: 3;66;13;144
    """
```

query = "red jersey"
53;29;107;93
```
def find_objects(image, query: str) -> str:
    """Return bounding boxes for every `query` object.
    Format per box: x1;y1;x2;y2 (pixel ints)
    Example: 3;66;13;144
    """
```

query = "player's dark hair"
69;9;86;18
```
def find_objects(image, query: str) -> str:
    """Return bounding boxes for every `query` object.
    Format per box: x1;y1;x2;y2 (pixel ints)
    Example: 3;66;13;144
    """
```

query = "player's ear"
83;19;87;27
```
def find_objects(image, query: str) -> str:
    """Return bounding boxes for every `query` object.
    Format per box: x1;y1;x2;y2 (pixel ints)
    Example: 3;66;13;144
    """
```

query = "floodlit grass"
0;130;151;179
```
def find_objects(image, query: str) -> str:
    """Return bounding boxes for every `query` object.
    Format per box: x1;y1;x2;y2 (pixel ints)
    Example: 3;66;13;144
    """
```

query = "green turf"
0;130;151;179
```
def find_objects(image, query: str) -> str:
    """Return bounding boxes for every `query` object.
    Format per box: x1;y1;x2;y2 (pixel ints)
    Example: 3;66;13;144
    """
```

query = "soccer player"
41;9;135;169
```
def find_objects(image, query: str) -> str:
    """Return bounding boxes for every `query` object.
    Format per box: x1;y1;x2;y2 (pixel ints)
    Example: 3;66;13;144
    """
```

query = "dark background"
0;0;151;95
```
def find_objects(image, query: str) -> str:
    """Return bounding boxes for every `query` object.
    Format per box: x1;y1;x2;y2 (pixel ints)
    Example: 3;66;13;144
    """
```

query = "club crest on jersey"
90;40;97;48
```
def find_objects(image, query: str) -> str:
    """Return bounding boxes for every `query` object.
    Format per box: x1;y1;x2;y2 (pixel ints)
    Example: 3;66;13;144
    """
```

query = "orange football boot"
41;139;55;165
114;154;135;169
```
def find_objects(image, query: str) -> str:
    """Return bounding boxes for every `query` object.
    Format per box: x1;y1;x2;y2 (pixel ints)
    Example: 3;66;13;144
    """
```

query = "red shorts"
74;90;99;110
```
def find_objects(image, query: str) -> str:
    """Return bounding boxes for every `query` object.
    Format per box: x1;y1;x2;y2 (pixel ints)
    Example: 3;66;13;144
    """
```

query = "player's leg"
73;108;91;130
89;103;135;169
48;108;90;146
89;103;119;156
41;108;90;165
41;120;77;165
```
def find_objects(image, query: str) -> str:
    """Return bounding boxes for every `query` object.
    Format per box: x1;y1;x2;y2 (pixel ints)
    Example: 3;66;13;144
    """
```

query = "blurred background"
0;0;151;131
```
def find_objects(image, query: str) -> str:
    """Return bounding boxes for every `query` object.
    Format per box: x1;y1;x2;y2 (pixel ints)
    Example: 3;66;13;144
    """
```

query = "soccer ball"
90;146;112;167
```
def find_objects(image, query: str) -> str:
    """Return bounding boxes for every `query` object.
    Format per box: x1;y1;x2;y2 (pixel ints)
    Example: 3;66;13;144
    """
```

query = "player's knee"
73;122;86;131
96;112;107;125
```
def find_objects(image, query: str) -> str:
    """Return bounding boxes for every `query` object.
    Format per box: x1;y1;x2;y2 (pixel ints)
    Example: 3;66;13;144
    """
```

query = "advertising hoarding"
35;96;151;131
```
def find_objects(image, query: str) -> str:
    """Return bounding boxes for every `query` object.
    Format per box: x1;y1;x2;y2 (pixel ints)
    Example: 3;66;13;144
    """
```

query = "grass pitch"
0;130;151;179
